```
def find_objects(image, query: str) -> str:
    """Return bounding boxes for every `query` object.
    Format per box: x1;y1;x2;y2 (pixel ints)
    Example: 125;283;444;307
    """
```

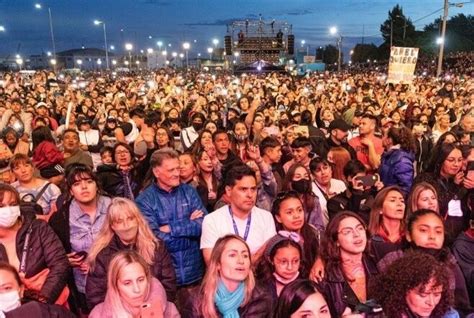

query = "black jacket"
414;173;471;245
318;255;379;318
181;283;274;318
327;188;376;225
414;135;433;173
85;234;177;309
5;301;76;318
96;164;142;199
0;218;69;304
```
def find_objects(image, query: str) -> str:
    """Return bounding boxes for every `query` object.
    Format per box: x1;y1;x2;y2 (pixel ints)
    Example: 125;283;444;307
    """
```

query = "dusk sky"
0;0;472;57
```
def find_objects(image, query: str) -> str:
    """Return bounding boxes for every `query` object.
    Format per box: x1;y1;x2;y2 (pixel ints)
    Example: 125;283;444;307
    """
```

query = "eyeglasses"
115;150;130;155
274;258;300;268
338;224;366;237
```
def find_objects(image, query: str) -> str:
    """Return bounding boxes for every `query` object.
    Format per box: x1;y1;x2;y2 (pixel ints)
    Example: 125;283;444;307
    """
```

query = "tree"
421;14;474;54
351;44;379;63
380;5;417;47
322;45;339;65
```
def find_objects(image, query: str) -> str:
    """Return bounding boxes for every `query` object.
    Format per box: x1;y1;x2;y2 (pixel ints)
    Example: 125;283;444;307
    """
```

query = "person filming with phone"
327;160;384;225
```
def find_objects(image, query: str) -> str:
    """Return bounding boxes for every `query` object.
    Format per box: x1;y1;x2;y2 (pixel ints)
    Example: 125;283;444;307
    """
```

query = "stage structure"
225;17;293;73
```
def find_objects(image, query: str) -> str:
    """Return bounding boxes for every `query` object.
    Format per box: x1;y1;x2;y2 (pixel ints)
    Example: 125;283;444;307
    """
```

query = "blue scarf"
215;280;245;318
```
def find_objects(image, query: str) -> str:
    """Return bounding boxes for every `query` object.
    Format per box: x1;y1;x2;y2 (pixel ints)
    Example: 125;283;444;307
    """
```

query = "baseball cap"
329;118;351;132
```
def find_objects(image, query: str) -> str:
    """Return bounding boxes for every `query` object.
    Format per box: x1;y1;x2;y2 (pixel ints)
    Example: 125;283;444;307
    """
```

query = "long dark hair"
255;239;303;282
274;280;326;318
322;211;371;274
271;192;319;269
282;163;316;217
426;142;461;175
31;126;55;149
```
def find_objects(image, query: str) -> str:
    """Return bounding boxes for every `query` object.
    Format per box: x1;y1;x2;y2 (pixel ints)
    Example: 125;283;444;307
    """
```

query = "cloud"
286;9;313;16
183;14;259;26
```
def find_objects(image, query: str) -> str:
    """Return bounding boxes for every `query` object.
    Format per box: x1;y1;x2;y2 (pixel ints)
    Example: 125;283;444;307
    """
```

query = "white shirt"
312;178;347;226
200;204;276;254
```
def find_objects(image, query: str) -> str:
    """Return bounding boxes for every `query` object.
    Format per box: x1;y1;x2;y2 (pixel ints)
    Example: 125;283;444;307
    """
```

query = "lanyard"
228;206;251;241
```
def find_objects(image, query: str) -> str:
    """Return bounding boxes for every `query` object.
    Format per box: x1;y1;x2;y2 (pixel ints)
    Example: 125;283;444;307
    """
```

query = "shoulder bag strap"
19;224;34;274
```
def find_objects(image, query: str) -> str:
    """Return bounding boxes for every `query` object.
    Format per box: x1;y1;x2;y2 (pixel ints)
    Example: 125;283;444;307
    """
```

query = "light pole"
94;20;109;69
157;41;163;51
35;4;56;67
212;38;219;49
16;57;23;71
329;26;342;72
207;47;213;60
125;43;133;68
182;42;190;68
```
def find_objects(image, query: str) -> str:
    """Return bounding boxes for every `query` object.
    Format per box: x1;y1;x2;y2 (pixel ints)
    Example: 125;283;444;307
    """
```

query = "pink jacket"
89;278;180;318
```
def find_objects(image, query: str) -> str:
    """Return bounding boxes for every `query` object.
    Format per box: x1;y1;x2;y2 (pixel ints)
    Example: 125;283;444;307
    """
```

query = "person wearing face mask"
89;251;179;318
256;232;304;303
180;112;206;152
86;198;176;310
231;121;251;163
327;160;384;225
0;184;69;306
283;163;324;231
0;262;75;318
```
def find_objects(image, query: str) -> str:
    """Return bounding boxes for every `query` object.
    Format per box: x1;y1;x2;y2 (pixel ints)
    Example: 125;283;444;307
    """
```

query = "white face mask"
0;290;21;312
0;206;21;228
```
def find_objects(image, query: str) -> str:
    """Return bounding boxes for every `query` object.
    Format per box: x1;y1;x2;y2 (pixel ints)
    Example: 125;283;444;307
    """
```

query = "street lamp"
50;58;57;68
16;58;23;70
212;38;219;48
110;45;115;51
436;37;444;45
156;41;163;50
94;19;109;69
0;26;5;32
182;42;190;68
147;48;154;54
207;47;213;60
329;26;342;72
112;59;117;66
125;43;133;67
35;3;56;69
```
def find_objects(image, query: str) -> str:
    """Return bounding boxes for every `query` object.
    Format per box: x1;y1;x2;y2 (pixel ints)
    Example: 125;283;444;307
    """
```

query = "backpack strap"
34;182;51;202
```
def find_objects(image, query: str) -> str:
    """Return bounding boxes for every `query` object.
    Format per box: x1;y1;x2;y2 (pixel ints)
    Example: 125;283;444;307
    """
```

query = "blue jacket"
379;148;415;196
136;182;207;286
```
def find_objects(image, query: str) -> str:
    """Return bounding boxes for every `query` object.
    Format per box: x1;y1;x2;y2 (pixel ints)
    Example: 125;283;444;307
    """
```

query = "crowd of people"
0;56;473;317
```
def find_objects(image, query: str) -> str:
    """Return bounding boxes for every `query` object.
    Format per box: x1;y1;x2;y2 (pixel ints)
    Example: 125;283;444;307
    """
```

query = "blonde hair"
104;250;152;318
88;197;158;270
406;182;439;216
199;235;255;318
